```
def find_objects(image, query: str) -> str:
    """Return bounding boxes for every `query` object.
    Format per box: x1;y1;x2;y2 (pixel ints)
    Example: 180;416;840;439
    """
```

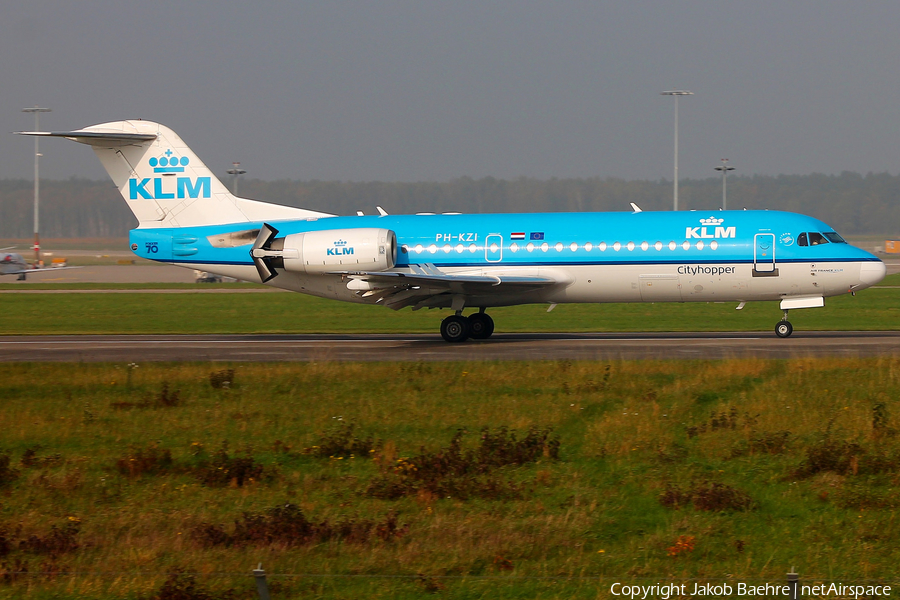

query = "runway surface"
2;331;899;362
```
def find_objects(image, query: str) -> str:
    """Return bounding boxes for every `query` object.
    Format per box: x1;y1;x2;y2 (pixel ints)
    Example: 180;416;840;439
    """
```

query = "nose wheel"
775;309;793;338
775;321;793;338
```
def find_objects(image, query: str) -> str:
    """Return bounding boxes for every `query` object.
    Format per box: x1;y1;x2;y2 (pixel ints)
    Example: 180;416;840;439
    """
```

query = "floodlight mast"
714;158;736;210
22;106;51;265
226;162;246;195
660;91;693;211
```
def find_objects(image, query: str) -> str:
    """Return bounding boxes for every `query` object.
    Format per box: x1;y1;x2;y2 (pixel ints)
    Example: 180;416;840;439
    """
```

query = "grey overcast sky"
2;1;900;183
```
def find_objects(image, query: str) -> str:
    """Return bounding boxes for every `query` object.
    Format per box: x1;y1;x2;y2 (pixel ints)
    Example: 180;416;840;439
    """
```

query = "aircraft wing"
3;266;83;276
331;263;560;310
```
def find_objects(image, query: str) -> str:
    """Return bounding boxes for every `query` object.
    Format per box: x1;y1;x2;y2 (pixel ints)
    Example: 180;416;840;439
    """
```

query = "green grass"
0;274;898;335
0;359;899;598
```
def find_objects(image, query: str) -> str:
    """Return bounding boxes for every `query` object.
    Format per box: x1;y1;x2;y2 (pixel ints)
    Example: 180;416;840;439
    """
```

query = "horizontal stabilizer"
17;130;157;146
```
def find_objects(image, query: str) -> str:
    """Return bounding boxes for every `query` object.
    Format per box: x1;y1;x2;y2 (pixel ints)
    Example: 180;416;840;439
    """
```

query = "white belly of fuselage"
177;261;864;308
544;262;861;304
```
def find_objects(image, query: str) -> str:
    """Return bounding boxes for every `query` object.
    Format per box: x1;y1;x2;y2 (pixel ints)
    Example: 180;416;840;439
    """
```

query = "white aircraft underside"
175;260;878;309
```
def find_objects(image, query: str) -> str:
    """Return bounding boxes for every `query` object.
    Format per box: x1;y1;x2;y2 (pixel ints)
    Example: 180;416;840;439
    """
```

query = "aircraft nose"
857;260;886;289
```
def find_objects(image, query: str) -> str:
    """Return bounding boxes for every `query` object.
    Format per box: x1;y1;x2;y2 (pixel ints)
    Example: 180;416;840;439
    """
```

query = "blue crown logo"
149;149;190;173
334;240;348;247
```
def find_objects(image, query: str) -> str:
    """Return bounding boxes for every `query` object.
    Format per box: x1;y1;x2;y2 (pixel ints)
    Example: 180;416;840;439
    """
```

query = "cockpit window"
798;232;831;246
823;232;846;243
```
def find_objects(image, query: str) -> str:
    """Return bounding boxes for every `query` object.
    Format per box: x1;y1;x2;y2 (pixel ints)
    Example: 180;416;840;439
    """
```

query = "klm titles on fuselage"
686;218;736;240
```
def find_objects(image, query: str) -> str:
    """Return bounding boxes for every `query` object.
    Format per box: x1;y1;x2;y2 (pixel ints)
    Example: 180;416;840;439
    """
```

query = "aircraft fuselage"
128;209;883;308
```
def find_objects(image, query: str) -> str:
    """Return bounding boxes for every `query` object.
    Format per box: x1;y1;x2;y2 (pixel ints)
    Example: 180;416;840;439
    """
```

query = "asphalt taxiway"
1;331;898;363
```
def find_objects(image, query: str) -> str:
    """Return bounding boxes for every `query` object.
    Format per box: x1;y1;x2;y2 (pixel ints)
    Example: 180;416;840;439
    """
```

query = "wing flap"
335;270;557;290
330;264;561;310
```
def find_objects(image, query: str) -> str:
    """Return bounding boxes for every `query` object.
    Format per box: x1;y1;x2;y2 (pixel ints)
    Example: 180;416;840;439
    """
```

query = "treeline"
1;172;898;237
1;178;126;238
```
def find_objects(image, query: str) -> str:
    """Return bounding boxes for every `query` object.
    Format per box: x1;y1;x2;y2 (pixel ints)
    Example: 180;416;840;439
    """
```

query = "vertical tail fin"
17;120;333;228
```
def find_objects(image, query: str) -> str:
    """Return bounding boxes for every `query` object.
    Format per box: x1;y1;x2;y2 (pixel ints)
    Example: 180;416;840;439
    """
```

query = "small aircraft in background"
0;248;80;280
18;121;886;341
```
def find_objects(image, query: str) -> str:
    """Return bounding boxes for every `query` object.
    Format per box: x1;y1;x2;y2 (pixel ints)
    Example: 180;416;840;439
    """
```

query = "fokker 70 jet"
19;121;886;342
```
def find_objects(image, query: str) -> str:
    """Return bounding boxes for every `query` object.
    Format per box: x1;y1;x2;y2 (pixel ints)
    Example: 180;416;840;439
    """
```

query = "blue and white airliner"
19;121;886;342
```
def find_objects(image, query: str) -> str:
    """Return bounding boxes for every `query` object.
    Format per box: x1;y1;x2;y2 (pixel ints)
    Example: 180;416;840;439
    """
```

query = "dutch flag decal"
510;232;525;240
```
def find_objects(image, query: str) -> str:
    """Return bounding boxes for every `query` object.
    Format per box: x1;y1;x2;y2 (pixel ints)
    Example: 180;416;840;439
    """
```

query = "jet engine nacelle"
281;228;397;274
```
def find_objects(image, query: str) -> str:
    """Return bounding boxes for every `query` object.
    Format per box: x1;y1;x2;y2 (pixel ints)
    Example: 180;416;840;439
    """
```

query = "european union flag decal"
530;232;544;240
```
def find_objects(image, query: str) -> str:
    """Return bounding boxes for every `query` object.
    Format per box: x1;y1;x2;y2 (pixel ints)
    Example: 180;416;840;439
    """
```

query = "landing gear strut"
775;310;793;338
440;309;495;343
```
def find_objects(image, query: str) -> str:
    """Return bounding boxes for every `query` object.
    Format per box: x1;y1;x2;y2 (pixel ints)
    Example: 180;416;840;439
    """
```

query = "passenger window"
808;232;829;245
798;232;808;246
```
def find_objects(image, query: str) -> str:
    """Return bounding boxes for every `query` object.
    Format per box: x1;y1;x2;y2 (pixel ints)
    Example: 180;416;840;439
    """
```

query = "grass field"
1;358;899;598
0;274;898;336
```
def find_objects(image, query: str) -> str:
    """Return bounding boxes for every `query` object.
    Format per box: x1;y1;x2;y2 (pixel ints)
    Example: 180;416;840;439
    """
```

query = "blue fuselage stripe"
130;209;881;268
161;257;880;268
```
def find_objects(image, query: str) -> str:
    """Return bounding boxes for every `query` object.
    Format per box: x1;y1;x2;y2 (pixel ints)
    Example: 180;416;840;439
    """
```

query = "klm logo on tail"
129;150;211;200
327;240;354;256
129;177;210;200
685;217;736;240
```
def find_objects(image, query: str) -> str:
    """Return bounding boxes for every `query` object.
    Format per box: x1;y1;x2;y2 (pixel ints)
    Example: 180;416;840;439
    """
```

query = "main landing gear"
775;310;793;338
440;310;495;343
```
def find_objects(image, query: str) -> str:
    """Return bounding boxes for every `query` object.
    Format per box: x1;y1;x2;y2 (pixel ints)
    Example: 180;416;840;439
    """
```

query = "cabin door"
753;233;778;277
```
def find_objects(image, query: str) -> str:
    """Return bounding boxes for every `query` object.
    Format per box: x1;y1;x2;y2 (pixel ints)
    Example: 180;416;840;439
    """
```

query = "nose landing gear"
775;310;793;338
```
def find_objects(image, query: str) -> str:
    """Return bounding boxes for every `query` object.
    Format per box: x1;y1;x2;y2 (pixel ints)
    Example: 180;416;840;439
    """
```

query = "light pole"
22;106;51;265
226;162;246;195
660;90;693;211
714;158;735;210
